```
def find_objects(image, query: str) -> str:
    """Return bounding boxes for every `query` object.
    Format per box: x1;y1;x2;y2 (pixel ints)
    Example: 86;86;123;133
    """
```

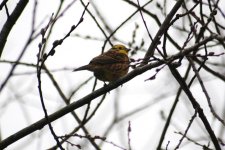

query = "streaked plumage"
73;44;130;82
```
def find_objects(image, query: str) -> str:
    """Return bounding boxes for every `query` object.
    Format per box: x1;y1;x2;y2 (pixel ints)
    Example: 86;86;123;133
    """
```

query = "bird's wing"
90;55;121;65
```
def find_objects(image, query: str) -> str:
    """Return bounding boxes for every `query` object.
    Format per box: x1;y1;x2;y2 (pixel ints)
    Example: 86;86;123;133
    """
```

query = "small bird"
73;44;130;82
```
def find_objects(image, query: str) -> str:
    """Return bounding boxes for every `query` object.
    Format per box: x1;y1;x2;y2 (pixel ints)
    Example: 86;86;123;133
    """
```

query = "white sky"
0;0;225;150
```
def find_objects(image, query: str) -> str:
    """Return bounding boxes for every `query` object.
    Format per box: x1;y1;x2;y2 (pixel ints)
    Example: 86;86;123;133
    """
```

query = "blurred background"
0;0;225;149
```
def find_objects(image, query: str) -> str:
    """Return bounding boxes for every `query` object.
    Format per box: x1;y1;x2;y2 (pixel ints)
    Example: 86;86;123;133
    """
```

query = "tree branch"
0;34;223;149
0;0;29;57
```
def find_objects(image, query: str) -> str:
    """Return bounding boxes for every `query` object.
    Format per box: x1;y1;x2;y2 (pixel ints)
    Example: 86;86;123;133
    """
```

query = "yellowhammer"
73;44;130;82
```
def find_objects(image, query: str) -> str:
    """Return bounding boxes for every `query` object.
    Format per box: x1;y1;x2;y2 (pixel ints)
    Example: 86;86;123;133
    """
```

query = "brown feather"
73;44;130;82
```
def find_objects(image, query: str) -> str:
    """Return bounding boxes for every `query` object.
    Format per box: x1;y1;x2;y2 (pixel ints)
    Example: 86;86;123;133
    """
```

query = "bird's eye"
118;47;122;49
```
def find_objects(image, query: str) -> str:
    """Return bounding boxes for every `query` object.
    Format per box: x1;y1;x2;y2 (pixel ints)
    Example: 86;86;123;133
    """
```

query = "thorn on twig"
145;64;166;81
210;10;217;16
38;43;42;49
49;50;55;56
128;121;132;150
42;53;47;60
71;25;75;30
42;38;46;44
53;40;59;47
145;75;156;81
208;52;214;56
41;28;45;36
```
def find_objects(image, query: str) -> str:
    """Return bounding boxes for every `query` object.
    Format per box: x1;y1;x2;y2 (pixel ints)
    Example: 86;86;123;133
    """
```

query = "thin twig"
127;121;132;150
0;34;224;149
174;110;197;149
168;65;221;150
188;58;225;126
36;3;89;150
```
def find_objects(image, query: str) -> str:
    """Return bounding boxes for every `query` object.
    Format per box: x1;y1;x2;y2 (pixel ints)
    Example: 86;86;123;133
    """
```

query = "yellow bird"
73;44;130;82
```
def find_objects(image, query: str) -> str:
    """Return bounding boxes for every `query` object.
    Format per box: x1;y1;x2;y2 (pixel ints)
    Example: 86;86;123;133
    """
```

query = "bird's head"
111;44;130;55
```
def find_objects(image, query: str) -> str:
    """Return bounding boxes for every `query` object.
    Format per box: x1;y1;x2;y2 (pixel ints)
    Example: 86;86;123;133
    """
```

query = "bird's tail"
73;65;90;71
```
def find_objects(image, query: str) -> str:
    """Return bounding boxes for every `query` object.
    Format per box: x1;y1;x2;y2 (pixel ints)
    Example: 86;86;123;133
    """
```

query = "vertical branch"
137;0;165;58
157;64;192;150
127;121;132;150
142;0;184;63
35;3;89;150
168;65;221;150
36;16;64;150
188;58;225;126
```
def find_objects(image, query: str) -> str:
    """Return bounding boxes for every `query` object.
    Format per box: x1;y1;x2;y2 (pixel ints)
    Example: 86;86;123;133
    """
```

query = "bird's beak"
126;48;131;52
